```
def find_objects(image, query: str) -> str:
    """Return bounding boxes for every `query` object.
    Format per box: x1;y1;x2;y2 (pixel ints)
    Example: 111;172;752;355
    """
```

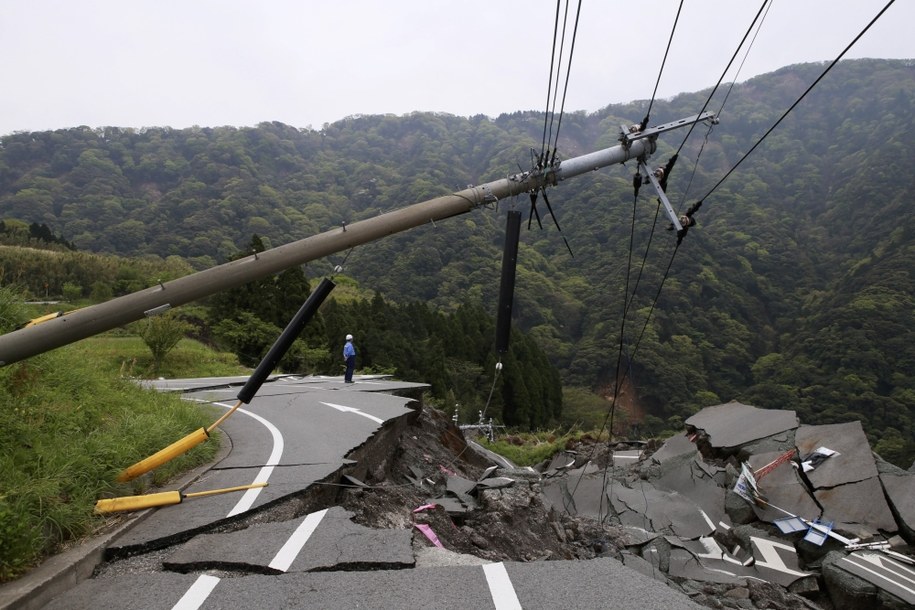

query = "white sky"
1;1;913;136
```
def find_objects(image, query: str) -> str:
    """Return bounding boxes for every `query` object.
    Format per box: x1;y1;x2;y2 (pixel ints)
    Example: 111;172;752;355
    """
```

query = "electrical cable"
715;0;774;117
548;0;583;166
643;0;685;128
539;0;563;166
674;0;772;157
673;1;771;213
697;0;896;203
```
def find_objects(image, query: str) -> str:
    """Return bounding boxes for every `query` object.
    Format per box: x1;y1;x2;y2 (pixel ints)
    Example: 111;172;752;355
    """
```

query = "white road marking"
173;398;286;608
320;401;385;424
483;562;522;610
207;401;285;517
842;553;915;599
268;509;329;572
699;509;716;532
751;537;810;578
172;574;220;610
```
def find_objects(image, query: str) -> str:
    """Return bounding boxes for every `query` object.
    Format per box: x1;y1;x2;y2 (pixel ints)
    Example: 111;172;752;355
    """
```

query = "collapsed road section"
9;382;914;610
19;375;704;610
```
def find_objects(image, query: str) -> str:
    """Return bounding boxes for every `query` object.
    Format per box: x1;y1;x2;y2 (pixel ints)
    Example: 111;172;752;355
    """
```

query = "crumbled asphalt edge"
336;407;833;610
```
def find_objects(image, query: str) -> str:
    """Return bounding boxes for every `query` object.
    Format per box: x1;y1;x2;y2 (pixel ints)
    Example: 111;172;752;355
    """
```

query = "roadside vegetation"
0;286;238;583
478;429;608;467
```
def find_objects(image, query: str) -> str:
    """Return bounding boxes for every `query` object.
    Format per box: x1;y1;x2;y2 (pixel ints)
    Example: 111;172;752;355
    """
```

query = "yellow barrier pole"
95;482;267;514
117;426;210;482
117;398;246;482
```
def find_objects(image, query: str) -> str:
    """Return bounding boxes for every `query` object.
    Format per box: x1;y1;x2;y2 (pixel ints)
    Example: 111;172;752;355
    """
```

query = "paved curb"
0;434;233;610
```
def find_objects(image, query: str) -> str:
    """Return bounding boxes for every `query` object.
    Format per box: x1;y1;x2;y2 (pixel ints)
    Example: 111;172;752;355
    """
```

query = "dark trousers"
345;356;356;382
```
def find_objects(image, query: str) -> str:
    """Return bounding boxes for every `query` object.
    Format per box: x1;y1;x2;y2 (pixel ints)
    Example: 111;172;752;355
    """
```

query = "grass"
478;429;609;467
0;289;247;582
68;334;251;379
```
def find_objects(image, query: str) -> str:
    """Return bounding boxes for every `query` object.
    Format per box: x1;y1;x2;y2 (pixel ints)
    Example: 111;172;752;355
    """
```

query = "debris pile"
341;402;915;609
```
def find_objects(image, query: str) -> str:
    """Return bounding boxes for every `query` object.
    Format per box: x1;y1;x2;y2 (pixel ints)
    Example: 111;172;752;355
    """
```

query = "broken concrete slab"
445;475;477;497
163;507;413;574
747;451;821;525
732;526;815;589
880;472;915;543
816;476;898;538
822;550;915;608
540;451;577;477
432;495;477;515
619;549;672;584
648;432;697;465
685;402;798;452
475;477;515;491
608;482;715;539
667;546;746;584
540;465;608;520
795;422;878;488
654;455;731;532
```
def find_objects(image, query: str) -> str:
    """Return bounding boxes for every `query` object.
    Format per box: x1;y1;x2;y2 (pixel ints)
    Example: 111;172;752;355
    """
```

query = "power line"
675;0;772;156
698;0;896;203
643;0;685;129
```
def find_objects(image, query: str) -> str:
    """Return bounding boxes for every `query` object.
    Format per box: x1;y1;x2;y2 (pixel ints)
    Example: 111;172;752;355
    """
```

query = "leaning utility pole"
0;113;716;366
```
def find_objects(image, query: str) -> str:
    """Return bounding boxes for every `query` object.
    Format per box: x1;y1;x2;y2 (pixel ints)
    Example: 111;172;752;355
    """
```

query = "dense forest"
1;59;913;465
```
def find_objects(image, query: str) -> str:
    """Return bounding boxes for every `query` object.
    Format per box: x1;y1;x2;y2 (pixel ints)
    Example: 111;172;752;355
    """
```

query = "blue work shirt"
343;341;356;358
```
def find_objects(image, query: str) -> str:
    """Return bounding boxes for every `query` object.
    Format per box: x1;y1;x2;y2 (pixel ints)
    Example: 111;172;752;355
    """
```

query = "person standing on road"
343;334;356;383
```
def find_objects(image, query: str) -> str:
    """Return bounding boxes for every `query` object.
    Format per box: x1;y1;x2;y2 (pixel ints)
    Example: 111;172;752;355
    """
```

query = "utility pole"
0;113;715;366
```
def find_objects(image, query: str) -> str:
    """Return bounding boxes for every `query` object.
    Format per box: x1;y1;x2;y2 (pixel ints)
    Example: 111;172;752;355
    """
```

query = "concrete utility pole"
0;113;715;366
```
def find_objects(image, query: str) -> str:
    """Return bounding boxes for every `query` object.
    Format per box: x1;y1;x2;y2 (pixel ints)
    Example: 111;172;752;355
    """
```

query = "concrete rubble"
539;401;915;609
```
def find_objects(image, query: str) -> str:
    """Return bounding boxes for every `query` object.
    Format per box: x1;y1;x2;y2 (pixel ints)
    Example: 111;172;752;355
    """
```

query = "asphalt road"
36;375;701;610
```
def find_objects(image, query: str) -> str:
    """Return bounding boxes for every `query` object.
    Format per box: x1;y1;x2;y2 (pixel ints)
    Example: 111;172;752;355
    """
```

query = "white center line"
173;399;286;608
172;574;220;610
268;508;329;572
483;562;522;610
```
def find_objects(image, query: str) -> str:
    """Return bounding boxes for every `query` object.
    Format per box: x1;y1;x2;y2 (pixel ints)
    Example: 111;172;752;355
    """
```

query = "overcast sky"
1;1;912;136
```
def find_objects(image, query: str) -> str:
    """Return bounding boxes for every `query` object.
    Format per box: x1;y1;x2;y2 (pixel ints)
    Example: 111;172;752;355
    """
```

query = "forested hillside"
1;59;913;464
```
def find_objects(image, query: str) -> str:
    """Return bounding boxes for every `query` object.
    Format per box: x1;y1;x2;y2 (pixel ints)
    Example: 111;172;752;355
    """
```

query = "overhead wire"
590;0;685;521
548;0;583;165
675;0;773;211
697;0;897;204
674;0;772;157
568;0;772;521
604;0;900;445
539;0;563;167
642;0;685;129
567;0;684;520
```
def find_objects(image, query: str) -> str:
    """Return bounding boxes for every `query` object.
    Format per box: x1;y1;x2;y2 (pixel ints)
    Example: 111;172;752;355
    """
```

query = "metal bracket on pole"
640;162;683;232
621;111;718;145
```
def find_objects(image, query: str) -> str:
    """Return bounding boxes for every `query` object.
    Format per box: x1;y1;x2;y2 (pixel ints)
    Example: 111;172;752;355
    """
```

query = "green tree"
134;311;192;375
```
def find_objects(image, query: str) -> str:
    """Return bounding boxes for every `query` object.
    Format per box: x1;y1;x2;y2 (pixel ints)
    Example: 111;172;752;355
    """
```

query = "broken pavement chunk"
816;476;898;538
747;451;821;525
686;402;798;451
823;550;915;607
880;472;915;543
795;422;877;488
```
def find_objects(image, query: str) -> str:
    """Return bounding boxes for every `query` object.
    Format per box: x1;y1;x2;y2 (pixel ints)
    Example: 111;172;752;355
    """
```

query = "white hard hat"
346;334;353;341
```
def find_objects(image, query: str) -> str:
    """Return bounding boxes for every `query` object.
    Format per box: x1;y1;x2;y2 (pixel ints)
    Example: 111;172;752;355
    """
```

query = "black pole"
495;211;522;354
236;277;336;403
